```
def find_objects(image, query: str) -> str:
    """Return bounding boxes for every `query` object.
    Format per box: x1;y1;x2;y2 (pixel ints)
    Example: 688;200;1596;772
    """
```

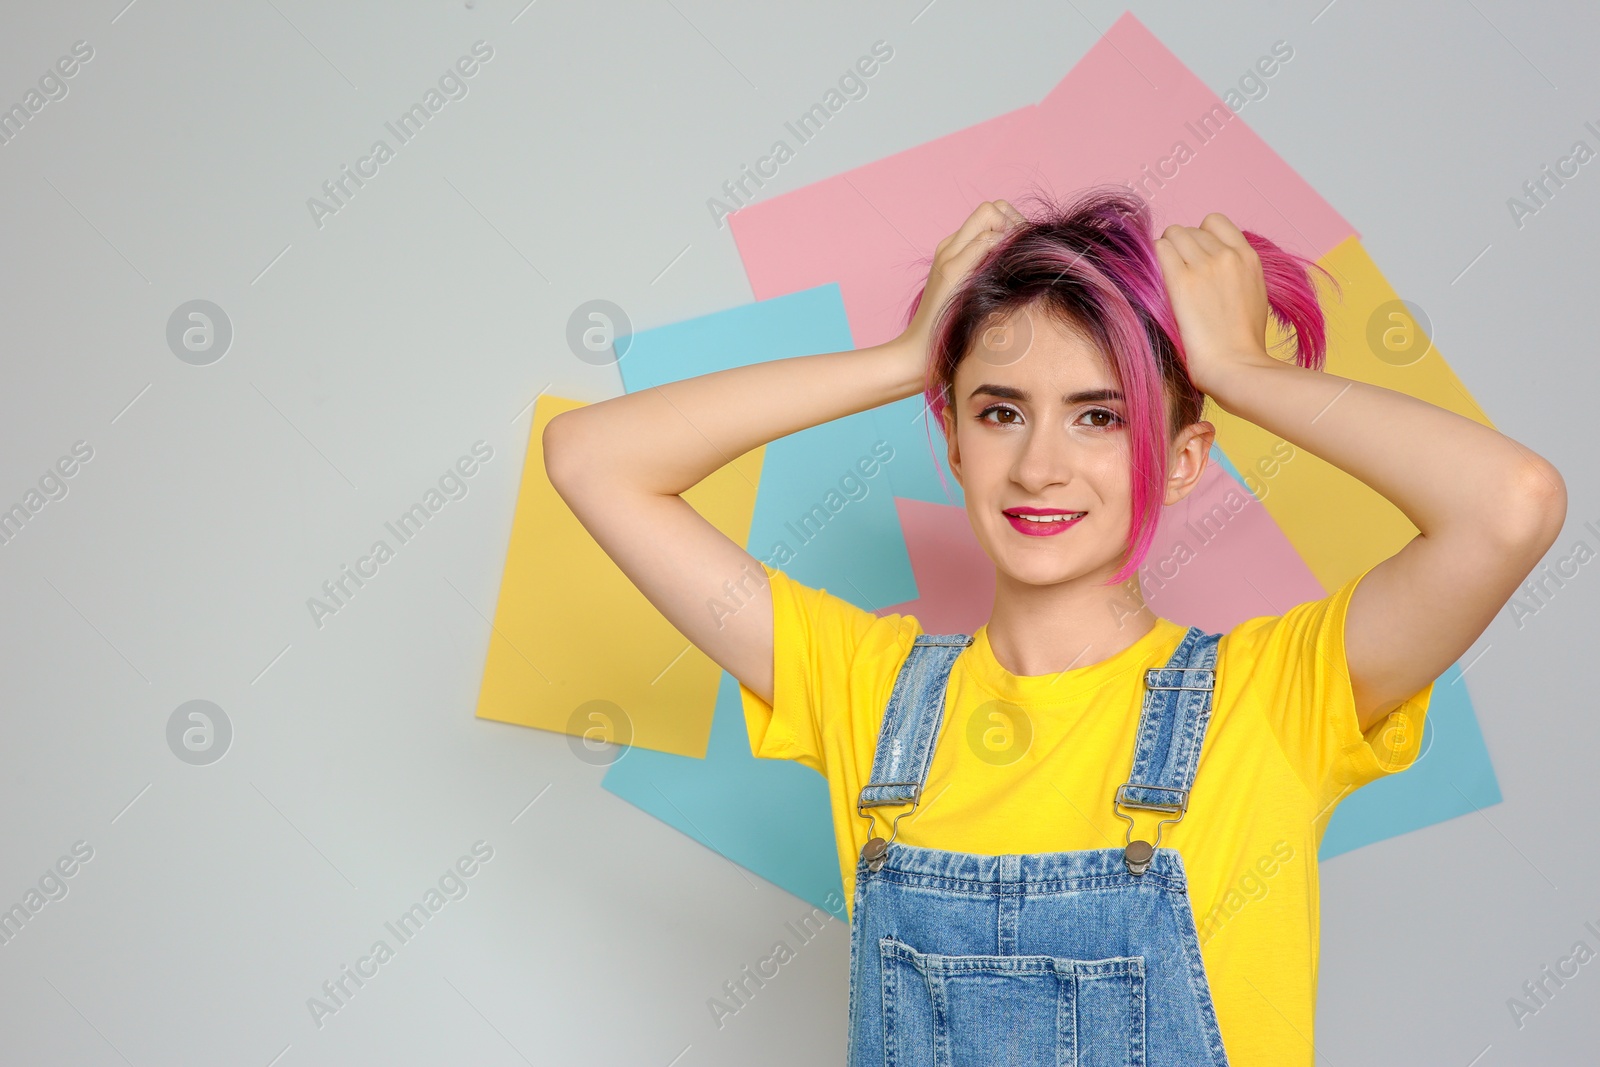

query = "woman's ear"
1164;421;1216;506
941;403;963;487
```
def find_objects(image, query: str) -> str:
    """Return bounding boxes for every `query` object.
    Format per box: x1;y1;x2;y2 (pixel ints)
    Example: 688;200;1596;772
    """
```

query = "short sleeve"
1231;562;1435;821
735;562;899;777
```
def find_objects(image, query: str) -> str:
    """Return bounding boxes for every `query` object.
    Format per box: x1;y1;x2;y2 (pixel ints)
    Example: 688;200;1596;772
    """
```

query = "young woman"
544;190;1566;1065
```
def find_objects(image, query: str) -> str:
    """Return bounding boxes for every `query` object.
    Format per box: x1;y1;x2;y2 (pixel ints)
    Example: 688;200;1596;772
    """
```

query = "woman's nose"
1011;427;1073;490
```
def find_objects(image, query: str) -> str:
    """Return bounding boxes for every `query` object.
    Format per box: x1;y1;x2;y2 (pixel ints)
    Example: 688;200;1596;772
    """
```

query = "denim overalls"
848;625;1231;1067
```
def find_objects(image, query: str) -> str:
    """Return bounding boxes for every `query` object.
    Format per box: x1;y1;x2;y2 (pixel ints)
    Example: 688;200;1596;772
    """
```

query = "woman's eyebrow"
968;384;1123;404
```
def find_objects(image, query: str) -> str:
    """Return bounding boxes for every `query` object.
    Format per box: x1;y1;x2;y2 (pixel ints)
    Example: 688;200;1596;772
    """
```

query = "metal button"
862;836;888;872
1124;839;1154;876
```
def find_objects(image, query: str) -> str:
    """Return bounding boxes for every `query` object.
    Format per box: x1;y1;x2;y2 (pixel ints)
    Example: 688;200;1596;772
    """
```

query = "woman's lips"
1003;510;1087;536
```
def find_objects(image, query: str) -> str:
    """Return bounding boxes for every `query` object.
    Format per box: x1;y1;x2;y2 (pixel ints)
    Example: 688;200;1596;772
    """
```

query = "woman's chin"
995;551;1106;588
975;521;1122;586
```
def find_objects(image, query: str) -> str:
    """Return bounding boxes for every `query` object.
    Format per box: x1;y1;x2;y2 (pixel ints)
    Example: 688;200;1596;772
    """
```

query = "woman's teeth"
1011;512;1085;523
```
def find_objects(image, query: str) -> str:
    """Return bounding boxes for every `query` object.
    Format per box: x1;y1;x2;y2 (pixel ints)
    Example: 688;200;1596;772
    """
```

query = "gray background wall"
1;1;1595;1064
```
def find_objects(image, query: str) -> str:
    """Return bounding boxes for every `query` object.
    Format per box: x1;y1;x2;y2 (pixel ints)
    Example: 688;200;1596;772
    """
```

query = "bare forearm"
1206;354;1563;544
546;338;925;496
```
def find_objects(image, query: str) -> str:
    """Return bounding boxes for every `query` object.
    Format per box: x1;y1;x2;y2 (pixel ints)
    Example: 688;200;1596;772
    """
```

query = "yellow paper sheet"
474;393;765;758
1211;236;1495;592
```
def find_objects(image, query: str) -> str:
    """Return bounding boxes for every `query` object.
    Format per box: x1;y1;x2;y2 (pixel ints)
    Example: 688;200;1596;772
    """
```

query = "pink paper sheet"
730;11;1356;349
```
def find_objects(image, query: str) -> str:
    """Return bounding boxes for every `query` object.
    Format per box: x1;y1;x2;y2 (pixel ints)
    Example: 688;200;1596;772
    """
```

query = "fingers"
947;199;1011;251
929;200;1023;289
937;202;992;256
1158;223;1204;266
945;200;1022;259
1152;235;1183;273
1159;215;1248;267
1199;211;1250;253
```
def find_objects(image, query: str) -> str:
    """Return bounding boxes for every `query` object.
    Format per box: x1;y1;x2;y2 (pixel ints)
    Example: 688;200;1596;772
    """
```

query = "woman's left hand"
1153;213;1281;397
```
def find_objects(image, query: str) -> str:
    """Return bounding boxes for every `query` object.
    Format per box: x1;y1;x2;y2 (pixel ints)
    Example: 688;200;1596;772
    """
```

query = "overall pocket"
879;935;1145;1067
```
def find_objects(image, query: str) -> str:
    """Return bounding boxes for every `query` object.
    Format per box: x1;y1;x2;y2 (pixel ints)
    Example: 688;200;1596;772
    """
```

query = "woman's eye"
1081;408;1124;429
977;404;1021;425
977;405;1123;428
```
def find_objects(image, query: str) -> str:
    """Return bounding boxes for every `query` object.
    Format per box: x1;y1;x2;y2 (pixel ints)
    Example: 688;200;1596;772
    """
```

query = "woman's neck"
983;573;1157;678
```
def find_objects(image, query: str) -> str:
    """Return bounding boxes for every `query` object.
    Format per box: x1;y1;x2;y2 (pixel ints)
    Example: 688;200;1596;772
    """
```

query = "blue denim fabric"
849;626;1230;1067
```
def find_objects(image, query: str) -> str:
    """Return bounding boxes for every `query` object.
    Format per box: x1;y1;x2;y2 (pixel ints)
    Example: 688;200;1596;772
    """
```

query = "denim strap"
858;626;1222;812
1118;625;1223;811
858;634;972;809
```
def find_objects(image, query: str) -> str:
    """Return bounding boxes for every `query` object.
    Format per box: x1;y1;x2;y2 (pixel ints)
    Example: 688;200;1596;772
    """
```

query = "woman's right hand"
895;199;1027;373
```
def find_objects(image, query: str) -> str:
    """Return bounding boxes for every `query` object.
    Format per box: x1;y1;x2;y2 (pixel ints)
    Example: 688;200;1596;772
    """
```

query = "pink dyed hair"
904;185;1338;585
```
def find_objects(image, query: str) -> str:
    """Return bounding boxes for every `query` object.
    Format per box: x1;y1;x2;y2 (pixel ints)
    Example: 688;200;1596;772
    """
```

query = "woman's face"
940;305;1142;587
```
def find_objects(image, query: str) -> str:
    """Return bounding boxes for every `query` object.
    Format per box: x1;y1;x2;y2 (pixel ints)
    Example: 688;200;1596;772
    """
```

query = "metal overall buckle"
1112;783;1188;876
857;783;921;873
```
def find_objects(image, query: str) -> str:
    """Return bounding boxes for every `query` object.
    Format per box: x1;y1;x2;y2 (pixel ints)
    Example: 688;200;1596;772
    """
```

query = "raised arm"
545;200;1026;705
1155;214;1567;734
544;341;921;705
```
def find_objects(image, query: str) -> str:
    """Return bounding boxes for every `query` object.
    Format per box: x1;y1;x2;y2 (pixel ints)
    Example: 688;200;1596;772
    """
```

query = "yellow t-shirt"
736;559;1433;1066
